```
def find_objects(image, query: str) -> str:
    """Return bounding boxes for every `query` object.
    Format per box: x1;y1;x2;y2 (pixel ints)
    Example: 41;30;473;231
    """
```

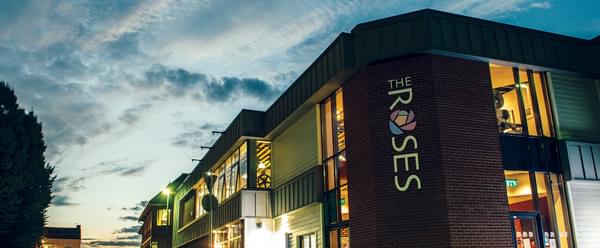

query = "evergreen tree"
0;80;54;247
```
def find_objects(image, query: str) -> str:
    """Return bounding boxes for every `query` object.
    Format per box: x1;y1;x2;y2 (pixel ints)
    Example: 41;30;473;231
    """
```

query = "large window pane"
157;208;169;226
340;185;349;221
340;228;350;248
550;174;573;248
338;152;347;186
535;173;557;245
518;70;538;136
326;159;336;191
533;72;553;137
323;99;334;158
505;170;535;211
491;64;524;134
239;142;248;190
329;230;339;248
327;191;338;224
335;89;345;152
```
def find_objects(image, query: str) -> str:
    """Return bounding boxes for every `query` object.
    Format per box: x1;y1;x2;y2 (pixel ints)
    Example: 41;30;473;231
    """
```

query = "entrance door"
511;212;543;248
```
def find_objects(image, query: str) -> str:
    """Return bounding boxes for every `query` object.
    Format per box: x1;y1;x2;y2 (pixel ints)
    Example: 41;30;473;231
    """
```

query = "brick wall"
343;54;513;247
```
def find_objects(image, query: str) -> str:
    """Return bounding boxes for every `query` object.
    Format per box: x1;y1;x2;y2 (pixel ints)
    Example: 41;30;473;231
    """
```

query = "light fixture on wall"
256;219;263;229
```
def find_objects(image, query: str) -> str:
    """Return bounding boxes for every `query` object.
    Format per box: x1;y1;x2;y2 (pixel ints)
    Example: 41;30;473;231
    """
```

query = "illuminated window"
504;171;573;248
256;141;272;189
321;88;350;247
195;182;209;218
213;222;243;248
211;142;248;203
298;233;317;248
490;64;554;137
156;208;170;226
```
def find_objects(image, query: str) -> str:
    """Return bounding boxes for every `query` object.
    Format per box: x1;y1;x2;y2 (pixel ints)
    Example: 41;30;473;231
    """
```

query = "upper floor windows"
156;208;170;226
490;64;553;137
256;141;272;189
322;89;345;158
212;142;248;203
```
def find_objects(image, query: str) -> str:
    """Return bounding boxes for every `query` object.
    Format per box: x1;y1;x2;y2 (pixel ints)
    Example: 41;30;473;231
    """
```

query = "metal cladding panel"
550;73;600;142
561;141;600;181
272;167;322;217
566;180;600;248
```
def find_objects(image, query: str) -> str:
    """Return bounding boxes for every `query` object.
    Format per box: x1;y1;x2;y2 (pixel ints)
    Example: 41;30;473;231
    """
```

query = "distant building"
39;225;81;248
138;174;188;248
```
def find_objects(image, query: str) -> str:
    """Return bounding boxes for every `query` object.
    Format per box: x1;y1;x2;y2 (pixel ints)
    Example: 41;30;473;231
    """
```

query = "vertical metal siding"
272;167;323;217
550;73;600;142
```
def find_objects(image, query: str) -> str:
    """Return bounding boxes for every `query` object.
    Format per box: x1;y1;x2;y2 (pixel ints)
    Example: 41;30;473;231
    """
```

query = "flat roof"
44;226;81;240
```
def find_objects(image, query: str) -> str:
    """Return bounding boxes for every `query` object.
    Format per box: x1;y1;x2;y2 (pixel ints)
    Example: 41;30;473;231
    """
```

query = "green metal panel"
272;107;319;187
272;167;322;217
550;73;600;142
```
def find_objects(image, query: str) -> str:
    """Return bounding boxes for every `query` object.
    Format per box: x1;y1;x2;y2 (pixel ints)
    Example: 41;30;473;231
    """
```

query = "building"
39;225;81;248
139;174;188;248
162;9;599;248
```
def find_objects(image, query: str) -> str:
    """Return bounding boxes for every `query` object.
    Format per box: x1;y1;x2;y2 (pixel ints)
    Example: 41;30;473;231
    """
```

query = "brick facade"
344;54;513;247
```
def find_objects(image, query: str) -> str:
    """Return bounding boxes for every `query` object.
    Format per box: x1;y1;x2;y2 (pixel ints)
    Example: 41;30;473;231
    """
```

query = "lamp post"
204;171;214;248
161;188;171;248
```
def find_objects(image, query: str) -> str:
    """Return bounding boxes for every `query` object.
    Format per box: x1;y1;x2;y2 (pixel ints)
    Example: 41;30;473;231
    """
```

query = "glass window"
326;159;336;191
491;65;524;134
335;89;346;151
298;233;317;248
256;141;272;189
518;69;538;136
180;193;195;227
213;222;243;248
323;98;334;158
329;230;338;248
239;143;248;190
533;72;553;137
340;185;349;221
490;64;554;137
156;208;170;226
549;174;573;248
505;170;535;211
321;88;350;245
340;228;350;248
505;171;574;248
195;182;209;218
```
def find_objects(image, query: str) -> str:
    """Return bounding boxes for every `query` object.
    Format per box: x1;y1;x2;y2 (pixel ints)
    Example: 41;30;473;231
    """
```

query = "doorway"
511;212;543;248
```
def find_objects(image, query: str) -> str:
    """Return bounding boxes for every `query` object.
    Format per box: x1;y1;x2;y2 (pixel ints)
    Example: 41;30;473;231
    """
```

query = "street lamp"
162;187;171;247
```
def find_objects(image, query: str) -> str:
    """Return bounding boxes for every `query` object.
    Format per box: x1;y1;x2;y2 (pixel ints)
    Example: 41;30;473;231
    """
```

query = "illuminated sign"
505;179;519;188
388;76;421;192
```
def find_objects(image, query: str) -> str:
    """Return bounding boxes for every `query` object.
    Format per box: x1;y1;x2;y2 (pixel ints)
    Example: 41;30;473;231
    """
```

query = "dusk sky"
1;0;599;247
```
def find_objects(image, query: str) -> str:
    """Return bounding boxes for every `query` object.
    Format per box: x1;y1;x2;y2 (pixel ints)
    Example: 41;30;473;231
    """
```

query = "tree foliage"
0;80;54;247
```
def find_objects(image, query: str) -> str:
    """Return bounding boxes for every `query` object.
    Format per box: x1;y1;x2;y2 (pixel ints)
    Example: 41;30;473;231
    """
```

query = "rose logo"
389;110;416;135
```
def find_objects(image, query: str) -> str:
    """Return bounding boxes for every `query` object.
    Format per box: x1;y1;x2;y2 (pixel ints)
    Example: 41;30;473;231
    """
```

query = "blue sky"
1;0;598;247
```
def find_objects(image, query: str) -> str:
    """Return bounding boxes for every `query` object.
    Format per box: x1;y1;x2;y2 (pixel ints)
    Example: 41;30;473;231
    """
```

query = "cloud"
121;201;148;211
171;122;221;149
141;64;281;103
113;224;141;234
116;234;141;240
87;240;140;247
529;1;551;9
51;195;77;207
118;216;139;221
94;159;152;177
